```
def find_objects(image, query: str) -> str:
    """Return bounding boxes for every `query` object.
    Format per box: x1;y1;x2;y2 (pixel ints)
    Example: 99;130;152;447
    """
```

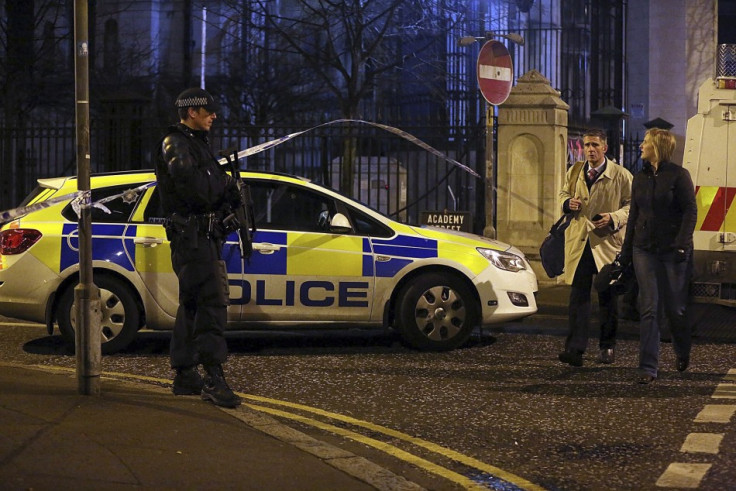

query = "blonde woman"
619;129;697;384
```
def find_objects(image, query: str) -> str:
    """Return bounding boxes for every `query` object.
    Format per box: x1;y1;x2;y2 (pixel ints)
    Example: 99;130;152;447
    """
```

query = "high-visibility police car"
0;170;538;353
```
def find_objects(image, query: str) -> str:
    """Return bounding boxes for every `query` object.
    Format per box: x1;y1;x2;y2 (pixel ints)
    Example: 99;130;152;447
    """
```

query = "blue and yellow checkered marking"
371;234;438;277
363;237;374;276
372;234;438;259
60;223;136;272
375;258;413;277
55;226;443;281
234;232;439;279
244;231;287;275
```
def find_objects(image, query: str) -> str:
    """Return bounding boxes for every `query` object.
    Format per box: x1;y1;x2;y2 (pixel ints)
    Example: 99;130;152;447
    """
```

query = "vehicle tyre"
396;272;478;351
57;275;141;354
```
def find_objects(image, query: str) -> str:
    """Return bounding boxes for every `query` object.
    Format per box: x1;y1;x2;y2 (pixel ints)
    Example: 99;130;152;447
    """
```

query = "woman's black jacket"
621;160;697;259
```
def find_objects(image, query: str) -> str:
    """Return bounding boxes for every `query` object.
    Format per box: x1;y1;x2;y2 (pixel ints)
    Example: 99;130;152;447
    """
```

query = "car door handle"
133;237;164;247
253;243;281;254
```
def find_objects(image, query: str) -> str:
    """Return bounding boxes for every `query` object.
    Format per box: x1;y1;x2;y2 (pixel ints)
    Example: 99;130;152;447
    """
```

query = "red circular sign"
476;40;513;105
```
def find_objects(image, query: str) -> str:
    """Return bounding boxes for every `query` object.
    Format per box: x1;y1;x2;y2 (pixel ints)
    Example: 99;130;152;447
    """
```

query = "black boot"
201;364;241;408
172;365;203;395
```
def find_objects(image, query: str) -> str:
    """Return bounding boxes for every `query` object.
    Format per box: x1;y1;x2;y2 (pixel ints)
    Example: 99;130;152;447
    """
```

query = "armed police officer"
155;87;242;408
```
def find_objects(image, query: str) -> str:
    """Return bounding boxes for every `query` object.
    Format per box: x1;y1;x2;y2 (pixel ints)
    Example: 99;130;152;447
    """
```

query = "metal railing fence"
0;117;491;234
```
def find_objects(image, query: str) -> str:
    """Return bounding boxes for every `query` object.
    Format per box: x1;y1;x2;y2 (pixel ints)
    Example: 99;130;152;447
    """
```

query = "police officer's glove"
214;220;229;240
674;247;688;263
224;175;242;206
222;212;241;234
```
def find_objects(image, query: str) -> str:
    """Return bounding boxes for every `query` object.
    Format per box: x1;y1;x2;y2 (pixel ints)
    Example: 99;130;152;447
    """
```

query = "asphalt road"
1;315;735;490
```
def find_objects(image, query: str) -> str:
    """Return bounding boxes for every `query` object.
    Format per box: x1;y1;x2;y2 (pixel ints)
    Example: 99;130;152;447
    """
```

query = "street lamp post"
459;32;524;240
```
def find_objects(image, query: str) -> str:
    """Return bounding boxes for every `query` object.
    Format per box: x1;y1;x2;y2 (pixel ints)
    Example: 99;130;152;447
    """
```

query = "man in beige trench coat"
558;129;633;367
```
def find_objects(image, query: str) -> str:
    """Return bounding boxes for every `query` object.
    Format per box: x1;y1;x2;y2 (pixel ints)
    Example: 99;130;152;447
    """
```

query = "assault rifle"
219;147;256;260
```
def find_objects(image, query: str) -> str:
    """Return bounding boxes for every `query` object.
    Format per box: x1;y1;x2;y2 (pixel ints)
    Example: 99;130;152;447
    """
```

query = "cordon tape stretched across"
0;119;552;225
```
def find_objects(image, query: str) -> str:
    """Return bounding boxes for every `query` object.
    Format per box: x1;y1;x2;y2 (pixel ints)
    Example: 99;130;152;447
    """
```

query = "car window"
143;187;165;223
249;181;337;233
61;183;145;223
345;206;393;238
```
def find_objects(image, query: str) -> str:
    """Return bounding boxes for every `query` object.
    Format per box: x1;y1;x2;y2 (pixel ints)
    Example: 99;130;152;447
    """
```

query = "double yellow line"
31;364;545;490
241;393;545;490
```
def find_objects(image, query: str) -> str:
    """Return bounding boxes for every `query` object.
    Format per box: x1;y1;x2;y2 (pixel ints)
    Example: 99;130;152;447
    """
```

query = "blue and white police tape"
216;118;481;179
0;119;556;226
1;175;557;228
0;190;86;225
2;119;479;225
1;182;156;226
70;181;157;217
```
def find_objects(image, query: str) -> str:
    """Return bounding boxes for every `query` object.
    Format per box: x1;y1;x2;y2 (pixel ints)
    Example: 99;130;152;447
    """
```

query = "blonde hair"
645;128;676;163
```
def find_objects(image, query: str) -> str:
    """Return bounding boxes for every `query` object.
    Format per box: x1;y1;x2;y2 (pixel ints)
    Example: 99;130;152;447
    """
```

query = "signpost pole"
74;0;101;395
475;40;512;240
460;33;522;240
483;105;496;239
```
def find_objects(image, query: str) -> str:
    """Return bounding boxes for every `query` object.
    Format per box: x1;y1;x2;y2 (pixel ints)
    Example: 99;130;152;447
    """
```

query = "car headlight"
476;248;526;272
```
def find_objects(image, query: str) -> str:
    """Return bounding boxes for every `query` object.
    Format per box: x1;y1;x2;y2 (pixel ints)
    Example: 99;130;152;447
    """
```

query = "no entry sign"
476;40;513;105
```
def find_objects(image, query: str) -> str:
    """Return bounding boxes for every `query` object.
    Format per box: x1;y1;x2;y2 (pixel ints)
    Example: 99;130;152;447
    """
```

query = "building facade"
3;0;731;233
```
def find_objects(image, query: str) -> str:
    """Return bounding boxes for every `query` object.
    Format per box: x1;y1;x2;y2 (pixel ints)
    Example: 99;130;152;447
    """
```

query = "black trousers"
169;233;229;369
565;241;618;354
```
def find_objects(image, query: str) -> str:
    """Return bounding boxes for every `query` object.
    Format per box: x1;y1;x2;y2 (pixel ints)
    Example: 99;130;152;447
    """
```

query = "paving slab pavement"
0;364;420;490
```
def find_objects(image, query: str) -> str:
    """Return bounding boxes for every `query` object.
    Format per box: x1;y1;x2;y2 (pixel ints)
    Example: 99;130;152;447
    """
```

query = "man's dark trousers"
565;241;618;354
169;233;229;369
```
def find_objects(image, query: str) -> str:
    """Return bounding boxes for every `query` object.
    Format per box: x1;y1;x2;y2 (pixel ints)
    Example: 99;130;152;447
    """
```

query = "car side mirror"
329;213;352;233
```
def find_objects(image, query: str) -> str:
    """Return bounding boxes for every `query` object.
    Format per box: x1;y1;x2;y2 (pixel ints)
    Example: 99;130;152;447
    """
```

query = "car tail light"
0;229;43;255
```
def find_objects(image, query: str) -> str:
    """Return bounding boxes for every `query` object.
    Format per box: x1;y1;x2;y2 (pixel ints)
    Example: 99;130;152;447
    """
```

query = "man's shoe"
558;351;583;367
172;366;203;395
676;356;690;372
201;364;242;408
637;374;656;384
597;348;615;364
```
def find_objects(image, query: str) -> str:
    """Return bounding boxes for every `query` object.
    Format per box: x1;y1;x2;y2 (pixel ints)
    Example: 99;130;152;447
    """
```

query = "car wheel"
57;276;140;354
396;272;478;351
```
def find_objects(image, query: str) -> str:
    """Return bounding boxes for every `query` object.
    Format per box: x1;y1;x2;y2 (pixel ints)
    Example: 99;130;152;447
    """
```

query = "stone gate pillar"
496;70;569;281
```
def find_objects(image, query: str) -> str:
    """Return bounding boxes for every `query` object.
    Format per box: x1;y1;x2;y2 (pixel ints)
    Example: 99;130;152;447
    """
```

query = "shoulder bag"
539;161;585;278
